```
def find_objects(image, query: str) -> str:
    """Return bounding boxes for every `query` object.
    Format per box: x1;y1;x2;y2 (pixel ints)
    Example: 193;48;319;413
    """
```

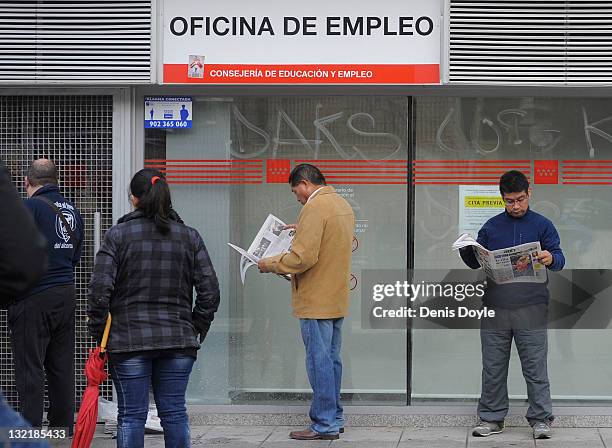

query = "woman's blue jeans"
110;354;195;448
299;318;344;435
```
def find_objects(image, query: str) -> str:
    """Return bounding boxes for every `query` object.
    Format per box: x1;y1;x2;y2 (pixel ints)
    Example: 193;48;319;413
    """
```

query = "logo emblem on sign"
55;209;76;243
266;159;291;183
534;160;559;184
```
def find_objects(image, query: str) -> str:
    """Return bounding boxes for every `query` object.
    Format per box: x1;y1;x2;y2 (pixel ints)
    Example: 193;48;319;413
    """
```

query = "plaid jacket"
87;210;220;353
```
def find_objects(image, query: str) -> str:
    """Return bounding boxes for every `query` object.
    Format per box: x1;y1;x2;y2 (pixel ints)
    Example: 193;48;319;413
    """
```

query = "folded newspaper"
453;233;547;284
228;214;294;284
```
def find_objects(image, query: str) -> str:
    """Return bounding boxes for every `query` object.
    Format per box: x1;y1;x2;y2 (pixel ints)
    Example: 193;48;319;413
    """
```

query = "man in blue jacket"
460;170;564;440
8;159;83;433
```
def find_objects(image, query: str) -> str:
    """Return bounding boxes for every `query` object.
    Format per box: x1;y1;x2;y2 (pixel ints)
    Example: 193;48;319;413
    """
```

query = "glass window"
413;97;612;403
144;96;409;405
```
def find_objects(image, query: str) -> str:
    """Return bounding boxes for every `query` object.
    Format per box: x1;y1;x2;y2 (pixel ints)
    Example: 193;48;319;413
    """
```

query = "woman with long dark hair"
87;168;220;448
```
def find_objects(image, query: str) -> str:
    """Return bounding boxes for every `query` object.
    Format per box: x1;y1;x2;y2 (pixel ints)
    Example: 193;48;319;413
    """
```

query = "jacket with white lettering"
21;185;84;298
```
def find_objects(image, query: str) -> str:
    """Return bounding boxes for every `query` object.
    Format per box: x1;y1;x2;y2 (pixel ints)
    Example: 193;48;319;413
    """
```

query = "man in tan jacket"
259;163;355;441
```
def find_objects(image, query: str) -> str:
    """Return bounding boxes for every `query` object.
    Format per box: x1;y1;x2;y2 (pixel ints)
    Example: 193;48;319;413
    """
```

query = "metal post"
93;212;101;254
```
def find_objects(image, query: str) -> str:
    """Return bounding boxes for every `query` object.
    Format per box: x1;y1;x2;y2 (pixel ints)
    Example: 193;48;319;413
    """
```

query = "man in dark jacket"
460;170;564;440
0;159;49;446
8;159;84;431
0;162;47;304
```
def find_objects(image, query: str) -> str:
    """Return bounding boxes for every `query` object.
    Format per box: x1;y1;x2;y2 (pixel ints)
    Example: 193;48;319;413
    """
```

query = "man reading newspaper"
257;164;355;441
459;170;565;440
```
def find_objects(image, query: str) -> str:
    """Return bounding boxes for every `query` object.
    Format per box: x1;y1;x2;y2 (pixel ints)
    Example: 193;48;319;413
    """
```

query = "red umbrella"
72;314;112;448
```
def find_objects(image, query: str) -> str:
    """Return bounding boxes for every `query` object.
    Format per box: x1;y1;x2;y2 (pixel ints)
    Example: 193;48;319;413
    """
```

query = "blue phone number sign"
146;120;192;129
144;96;192;129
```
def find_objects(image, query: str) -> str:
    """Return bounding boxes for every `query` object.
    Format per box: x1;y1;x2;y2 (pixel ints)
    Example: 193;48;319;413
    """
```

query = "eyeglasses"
503;195;528;206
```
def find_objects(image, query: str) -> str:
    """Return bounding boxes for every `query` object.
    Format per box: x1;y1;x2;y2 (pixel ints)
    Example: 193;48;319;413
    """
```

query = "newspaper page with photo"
453;234;547;284
229;214;294;284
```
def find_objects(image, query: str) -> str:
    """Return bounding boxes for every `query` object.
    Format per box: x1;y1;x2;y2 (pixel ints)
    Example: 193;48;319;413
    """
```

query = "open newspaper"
228;214;294;284
453;233;547;284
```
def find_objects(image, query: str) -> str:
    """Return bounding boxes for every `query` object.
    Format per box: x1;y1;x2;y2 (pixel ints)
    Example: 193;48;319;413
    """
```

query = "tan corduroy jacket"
260;186;355;319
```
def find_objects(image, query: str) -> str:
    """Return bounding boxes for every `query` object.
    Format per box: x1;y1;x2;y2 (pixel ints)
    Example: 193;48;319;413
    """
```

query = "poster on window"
161;0;441;84
458;185;505;237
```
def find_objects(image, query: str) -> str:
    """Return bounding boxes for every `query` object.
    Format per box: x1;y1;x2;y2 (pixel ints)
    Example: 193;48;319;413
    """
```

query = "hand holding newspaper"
453;233;547;284
228;214;294;284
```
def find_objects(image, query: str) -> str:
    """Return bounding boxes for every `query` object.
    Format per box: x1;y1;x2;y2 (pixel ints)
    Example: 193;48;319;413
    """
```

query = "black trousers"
8;284;75;429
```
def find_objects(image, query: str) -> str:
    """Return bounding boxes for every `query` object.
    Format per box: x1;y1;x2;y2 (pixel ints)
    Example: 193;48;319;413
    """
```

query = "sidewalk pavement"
47;425;612;447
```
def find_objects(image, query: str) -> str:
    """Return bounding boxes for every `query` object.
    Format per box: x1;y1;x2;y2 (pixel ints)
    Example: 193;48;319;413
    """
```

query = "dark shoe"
340;427;345;433
289;429;339;440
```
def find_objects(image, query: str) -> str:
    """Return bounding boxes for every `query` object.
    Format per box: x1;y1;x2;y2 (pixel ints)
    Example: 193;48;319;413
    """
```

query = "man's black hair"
288;163;326;187
27;159;58;186
500;170;529;196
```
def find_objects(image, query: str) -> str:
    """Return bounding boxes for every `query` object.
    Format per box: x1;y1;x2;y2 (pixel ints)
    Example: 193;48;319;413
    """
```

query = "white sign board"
458;185;505;237
144;97;192;129
162;0;441;84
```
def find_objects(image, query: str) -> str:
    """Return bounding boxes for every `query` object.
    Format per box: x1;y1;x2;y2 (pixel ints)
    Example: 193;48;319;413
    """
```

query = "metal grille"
0;1;152;84
449;1;612;84
0;95;113;410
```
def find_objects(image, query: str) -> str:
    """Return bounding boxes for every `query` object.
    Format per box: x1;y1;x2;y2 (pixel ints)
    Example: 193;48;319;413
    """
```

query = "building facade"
1;0;611;414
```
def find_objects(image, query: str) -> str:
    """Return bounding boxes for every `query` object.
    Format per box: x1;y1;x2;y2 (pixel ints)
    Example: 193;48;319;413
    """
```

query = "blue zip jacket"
460;208;565;308
20;185;84;298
